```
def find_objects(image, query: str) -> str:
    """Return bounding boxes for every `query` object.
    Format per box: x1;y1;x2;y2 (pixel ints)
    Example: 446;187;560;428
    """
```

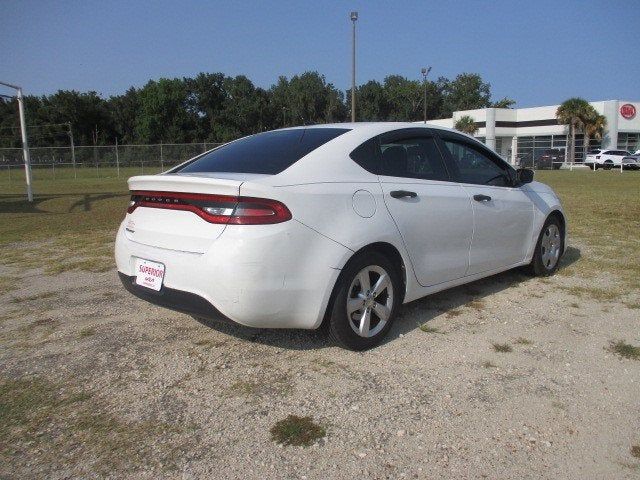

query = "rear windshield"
175;128;350;175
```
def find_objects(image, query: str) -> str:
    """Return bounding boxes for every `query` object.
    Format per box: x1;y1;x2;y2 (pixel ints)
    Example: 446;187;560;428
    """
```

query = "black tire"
327;251;402;351
593;164;598;170
527;215;564;277
603;161;613;170
553;163;561;170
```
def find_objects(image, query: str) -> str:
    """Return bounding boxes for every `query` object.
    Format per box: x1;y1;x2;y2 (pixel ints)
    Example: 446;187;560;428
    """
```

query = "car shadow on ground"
196;246;581;351
0;193;128;214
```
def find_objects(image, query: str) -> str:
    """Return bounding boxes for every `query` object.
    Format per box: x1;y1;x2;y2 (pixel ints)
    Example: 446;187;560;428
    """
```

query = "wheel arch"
320;241;408;328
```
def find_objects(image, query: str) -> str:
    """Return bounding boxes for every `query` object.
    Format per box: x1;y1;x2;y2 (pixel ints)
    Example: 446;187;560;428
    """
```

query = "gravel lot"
1;237;639;479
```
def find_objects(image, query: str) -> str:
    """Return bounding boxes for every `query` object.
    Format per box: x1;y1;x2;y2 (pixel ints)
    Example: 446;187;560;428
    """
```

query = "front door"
439;134;534;275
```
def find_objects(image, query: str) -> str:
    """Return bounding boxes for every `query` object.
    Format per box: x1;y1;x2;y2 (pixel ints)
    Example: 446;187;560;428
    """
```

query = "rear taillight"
127;191;292;225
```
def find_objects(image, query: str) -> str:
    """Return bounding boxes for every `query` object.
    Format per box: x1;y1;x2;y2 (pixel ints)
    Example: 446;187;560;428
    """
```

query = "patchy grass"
0;376;185;474
558;285;618;302
445;309;463;318
481;360;497;368
270;415;325;447
78;327;96;338
608;341;640;361
419;324;441;333
466;299;486;311
10;291;56;304
631;445;640;459
230;373;292;398
0;276;20;295
492;343;513;353
535;171;640;295
514;337;533;345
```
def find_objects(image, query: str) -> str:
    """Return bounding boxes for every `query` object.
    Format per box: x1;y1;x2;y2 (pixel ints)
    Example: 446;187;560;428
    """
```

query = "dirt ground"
1;235;639;479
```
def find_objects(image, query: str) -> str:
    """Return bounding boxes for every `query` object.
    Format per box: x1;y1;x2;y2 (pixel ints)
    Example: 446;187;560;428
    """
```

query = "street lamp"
350;11;358;123
0;81;33;202
421;67;432;124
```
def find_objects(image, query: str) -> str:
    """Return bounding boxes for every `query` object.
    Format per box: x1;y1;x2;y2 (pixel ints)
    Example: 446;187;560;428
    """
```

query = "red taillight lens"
127;191;291;225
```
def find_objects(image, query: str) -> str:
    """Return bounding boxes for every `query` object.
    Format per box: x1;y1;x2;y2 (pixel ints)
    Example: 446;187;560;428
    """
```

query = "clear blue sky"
2;0;639;107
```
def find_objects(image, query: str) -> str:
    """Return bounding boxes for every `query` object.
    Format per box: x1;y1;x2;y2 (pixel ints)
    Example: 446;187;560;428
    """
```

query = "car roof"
281;122;479;143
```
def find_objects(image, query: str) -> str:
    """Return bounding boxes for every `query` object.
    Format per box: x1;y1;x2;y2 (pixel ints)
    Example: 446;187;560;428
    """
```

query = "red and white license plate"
134;258;165;291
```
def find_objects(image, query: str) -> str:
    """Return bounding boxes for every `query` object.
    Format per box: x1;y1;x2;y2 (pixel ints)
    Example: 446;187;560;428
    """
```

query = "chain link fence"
0;142;222;183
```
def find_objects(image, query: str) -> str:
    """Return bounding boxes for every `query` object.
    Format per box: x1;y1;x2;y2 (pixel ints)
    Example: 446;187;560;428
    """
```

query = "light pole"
350;11;358;123
421;67;432;124
0;81;33;201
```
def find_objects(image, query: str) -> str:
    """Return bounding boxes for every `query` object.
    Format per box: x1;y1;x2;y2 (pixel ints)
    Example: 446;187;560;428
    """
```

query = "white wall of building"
426;99;640;162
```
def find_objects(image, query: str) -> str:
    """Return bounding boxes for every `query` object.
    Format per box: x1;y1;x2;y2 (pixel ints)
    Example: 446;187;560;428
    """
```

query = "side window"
443;139;511;186
379;136;449;181
350;138;380;173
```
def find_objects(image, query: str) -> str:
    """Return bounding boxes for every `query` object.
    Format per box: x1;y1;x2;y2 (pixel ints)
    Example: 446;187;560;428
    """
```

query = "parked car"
537;149;564;170
584;149;632;170
116;123;566;350
621;155;640;170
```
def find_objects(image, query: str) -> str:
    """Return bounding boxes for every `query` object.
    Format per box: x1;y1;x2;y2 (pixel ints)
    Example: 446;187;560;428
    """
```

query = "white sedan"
116;123;566;350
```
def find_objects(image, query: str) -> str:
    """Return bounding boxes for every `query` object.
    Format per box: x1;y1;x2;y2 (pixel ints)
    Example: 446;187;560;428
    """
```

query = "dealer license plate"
134;258;165;291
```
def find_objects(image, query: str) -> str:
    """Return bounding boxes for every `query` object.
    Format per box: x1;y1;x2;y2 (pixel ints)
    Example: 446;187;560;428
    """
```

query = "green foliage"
0;70;504;147
270;415;325;446
454;115;478;135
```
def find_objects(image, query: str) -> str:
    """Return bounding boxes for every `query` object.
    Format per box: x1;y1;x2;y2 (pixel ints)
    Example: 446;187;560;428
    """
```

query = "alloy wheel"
540;224;561;270
346;265;394;338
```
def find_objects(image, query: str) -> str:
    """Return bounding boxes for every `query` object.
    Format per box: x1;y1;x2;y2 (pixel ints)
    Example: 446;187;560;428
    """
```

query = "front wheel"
327;252;401;350
527;217;564;276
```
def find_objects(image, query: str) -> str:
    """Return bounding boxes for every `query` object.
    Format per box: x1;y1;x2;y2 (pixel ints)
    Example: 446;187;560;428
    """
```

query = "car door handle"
390;190;417;199
473;194;492;202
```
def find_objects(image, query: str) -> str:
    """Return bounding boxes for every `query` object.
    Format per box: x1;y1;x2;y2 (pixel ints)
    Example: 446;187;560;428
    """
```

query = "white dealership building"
427;100;640;165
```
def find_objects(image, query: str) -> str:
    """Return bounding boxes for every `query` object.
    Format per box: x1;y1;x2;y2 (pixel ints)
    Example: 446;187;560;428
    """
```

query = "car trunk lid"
124;174;247;253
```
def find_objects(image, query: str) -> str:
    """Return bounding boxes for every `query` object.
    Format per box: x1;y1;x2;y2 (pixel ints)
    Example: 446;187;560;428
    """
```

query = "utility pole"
0;81;33;201
350;11;358;123
67;122;76;179
421;67;432;124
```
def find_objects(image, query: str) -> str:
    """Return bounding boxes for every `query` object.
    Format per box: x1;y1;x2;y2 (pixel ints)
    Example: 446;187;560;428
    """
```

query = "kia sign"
620;103;636;120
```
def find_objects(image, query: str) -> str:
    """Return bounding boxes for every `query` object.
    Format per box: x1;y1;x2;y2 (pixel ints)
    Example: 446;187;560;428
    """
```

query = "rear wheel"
603;160;613;170
527;216;564;276
327;251;401;350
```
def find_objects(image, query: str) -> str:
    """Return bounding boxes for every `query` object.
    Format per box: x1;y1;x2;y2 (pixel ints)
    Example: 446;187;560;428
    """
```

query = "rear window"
175;128;350;175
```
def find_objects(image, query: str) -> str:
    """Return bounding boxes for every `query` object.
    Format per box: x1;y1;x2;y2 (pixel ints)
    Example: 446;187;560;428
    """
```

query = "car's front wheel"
527;216;564;276
327;251;401;350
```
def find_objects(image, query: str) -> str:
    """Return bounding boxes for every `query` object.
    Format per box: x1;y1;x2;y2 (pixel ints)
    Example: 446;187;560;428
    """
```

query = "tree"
582;110;607;158
492;97;516;109
454;115;478;135
269;72;346;127
439;73;492;116
353;80;388;121
556;98;592;163
135;78;197;143
110;87;140;144
382;75;423;121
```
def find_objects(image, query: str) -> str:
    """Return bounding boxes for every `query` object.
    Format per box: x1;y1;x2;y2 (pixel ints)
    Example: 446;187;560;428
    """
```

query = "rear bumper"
115;219;351;329
118;272;233;323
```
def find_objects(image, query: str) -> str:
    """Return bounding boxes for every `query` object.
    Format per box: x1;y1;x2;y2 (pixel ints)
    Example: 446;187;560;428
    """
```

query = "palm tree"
583;112;607;158
556;98;591;163
454;115;478;135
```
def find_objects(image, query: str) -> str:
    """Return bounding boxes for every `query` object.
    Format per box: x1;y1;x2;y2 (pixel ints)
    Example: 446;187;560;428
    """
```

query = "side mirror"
517;168;534;185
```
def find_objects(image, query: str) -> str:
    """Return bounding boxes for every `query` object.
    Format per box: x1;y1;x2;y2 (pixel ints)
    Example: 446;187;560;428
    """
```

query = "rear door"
437;132;534;275
375;129;473;287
